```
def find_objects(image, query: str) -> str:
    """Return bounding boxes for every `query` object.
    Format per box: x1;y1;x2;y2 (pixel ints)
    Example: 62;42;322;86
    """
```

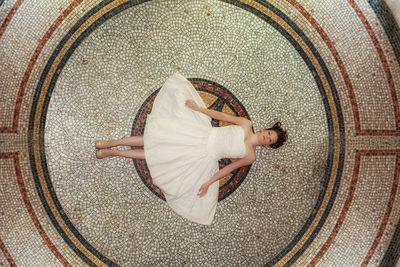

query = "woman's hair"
266;122;287;149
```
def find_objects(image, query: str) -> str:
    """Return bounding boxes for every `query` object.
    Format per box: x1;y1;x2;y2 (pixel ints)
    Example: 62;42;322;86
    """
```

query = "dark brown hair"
266;122;287;149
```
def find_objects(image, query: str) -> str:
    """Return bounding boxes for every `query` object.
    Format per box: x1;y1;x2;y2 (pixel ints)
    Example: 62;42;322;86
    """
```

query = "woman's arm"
185;100;251;126
198;156;255;197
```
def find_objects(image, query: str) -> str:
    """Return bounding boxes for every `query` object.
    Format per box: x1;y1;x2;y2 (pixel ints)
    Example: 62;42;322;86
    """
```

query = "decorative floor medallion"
132;78;252;201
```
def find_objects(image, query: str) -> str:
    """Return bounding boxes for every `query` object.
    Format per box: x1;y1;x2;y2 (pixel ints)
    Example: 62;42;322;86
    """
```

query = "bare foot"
96;150;106;159
95;140;109;149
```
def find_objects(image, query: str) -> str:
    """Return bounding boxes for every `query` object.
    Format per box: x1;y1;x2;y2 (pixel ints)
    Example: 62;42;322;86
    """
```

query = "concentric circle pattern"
0;0;399;266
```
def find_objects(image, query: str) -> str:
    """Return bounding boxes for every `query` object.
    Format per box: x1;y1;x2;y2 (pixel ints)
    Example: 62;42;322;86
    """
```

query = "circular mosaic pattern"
132;78;251;201
3;0;400;266
2;0;400;265
30;0;341;266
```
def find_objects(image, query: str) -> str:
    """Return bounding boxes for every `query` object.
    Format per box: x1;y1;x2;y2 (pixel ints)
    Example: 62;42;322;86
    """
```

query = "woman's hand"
185;99;200;111
197;181;210;197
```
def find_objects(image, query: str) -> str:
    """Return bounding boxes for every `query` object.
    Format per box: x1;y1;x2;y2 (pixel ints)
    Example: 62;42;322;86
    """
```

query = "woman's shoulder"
238;121;254;138
242;140;256;162
243;150;256;163
239;118;252;127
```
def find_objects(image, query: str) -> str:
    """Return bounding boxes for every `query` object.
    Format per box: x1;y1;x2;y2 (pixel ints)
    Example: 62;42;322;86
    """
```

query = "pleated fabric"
144;73;246;225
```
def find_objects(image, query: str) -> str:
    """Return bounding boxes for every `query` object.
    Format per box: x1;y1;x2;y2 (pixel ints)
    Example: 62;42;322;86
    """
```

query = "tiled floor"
0;0;399;266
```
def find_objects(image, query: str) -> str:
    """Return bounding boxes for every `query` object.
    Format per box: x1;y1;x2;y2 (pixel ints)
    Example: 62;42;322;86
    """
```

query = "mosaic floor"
0;0;399;266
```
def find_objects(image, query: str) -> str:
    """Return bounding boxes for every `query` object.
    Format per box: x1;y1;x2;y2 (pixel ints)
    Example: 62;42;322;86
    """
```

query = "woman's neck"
249;131;261;147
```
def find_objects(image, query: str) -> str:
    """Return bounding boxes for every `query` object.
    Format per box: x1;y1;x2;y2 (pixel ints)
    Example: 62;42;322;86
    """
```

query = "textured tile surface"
0;0;399;266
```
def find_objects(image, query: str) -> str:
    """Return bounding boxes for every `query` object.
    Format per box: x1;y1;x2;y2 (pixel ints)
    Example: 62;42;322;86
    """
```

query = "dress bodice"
206;125;247;160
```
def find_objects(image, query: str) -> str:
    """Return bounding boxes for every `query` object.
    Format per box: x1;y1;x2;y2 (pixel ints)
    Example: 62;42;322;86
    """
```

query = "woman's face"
259;129;278;147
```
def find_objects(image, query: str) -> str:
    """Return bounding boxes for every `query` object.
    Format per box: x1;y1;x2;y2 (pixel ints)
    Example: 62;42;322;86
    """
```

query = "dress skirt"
143;73;219;225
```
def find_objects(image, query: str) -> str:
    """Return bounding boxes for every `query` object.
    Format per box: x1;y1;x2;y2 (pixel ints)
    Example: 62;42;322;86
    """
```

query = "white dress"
144;73;247;225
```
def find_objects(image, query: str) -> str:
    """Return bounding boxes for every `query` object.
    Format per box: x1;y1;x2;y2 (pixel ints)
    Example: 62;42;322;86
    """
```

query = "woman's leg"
96;136;144;149
96;149;145;160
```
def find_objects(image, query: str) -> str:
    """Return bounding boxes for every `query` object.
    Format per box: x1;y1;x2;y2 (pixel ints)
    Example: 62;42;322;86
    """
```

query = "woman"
96;73;287;225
